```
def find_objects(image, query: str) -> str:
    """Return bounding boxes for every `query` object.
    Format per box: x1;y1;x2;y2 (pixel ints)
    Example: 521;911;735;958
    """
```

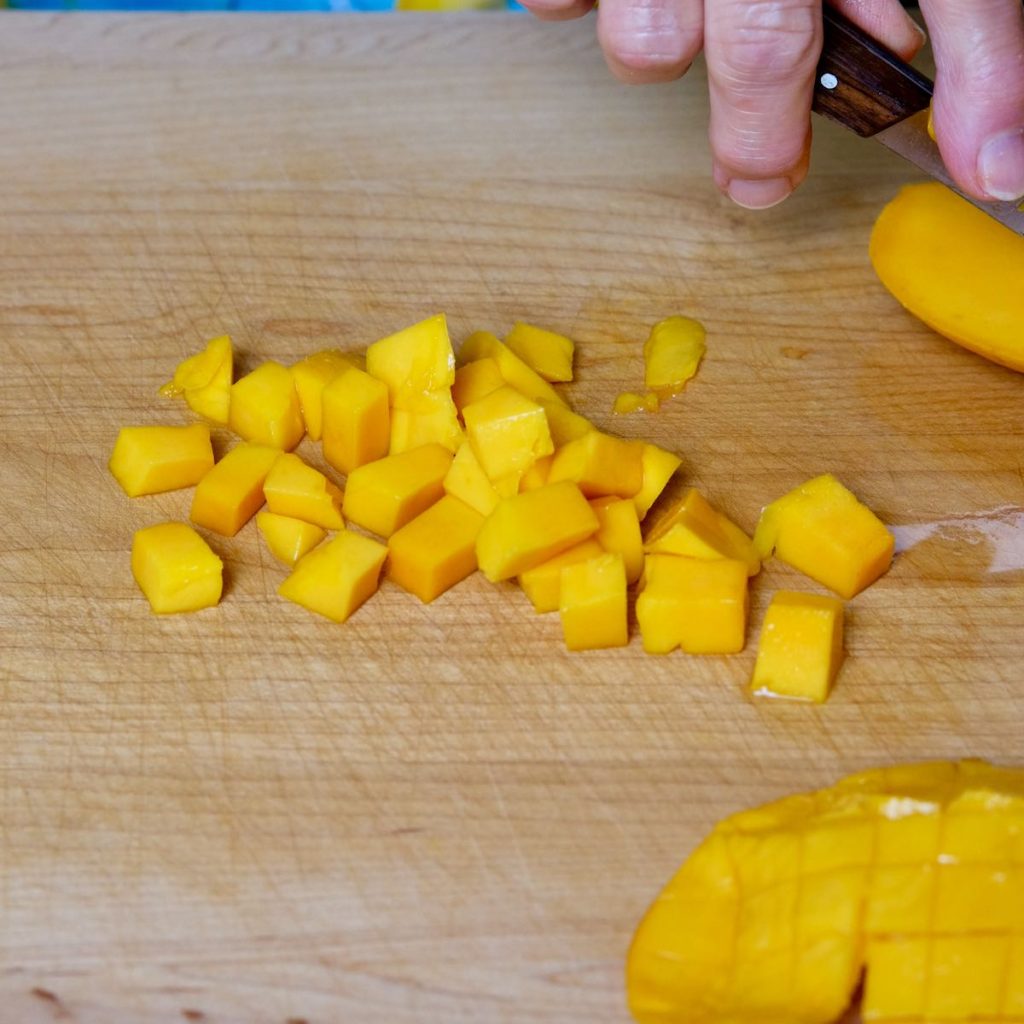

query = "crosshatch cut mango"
256;511;325;566
263;453;344;531
159;334;233;424
228;360;305;451
109;423;214;498
190;442;280;537
559;552;628;651
131;522;223;614
321;366;390;475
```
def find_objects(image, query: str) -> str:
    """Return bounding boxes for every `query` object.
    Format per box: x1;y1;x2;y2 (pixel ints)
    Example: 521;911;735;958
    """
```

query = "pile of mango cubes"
109;314;894;702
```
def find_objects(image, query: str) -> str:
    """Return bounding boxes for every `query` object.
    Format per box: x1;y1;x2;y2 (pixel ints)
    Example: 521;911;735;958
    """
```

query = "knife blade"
813;7;1024;238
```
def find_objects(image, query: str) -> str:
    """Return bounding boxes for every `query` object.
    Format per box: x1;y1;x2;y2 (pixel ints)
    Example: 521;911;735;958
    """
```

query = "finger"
828;0;927;62
520;0;595;21
921;0;1024;201
705;0;822;208
597;0;704;83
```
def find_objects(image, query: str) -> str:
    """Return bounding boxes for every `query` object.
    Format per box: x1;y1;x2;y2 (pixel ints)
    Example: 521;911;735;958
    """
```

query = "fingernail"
978;128;1024;201
727;176;793;210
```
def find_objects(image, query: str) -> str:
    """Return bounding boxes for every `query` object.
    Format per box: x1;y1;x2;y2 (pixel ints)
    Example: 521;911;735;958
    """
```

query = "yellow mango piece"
633;443;682;519
645;488;760;576
443;442;501;517
590;496;643;584
452;357;504;414
636;554;748;654
518;538;605;613
278;529;388;623
540;400;593;446
628;759;1024;1024
475;481;599;582
504;321;574;383
263;453;344;530
548;430;644;499
754;474;894;599
463;385;554;482
159;334;233;424
366;314;455;401
131;522;223;614
613;391;659;415
519;454;552;492
749;591;844;703
228;360;305;451
343;443;453;538
644;315;706;395
870;182;1024;373
388;390;464;455
256;511;326;566
190;442;280;537
559;552;628;651
458;330;567;407
387;494;484;603
321;366;390;475
109;423;214;498
290;349;353;441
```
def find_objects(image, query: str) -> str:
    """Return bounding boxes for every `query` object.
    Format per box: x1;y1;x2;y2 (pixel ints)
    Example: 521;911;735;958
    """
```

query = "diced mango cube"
644;315;706;395
540;400;593;446
590;496;644;584
476;481;599;582
636;554;748;654
343;443;453;538
159;334;233;424
228;360;304;451
504;321;574;383
290;349;353;441
548;430;644;498
131;522;223;614
190;442;280;537
754;474;894;598
863;938;930;1020
464;385;554;482
645;488;760;576
452;357;504;414
321;366;390;475
256;511;326;566
519;539;605;613
443;442;501;517
633;443;682;519
387;494;485;602
613;391;660;415
263;453;344;530
559;553;628;651
366;313;455;401
749;591;844;703
278;530;388;623
519;454;552;492
388;390;463;455
458;330;567;407
109;423;214;497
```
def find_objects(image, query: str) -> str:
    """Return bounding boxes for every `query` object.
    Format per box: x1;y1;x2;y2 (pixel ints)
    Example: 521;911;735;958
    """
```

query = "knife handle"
813;7;933;137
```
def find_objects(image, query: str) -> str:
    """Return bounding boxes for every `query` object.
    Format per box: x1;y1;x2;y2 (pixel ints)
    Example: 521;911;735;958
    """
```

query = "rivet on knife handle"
813;7;933;137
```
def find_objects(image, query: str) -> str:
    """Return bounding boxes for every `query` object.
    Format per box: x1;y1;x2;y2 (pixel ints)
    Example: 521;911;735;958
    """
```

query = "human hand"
519;0;1024;209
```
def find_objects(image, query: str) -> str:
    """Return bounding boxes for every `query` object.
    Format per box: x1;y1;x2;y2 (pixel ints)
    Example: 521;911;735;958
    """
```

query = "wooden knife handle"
813;7;933;137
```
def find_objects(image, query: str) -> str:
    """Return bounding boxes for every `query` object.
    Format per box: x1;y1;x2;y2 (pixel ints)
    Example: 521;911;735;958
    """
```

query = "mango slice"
443;442;501;517
459;330;567;407
263;453;344;531
160;334;233;424
633;444;682;520
109;423;214;498
464;386;554;482
519;538;605;613
754;474;894;599
387;494;484;602
290;349;353;441
343;443;453;538
590;496;644;584
549;431;645;499
229;360;305;451
613;391;660;415
475;481;598;582
256;511;326;566
559;552;628;651
644;316;706;395
750;591;844;702
627;759;1024;1024
645;488;760;576
131;522;223;614
322;366;390;475
190;442;280;537
452;357;504;414
870;182;1024;373
278;530;388;623
635;554;748;654
504;321;575;383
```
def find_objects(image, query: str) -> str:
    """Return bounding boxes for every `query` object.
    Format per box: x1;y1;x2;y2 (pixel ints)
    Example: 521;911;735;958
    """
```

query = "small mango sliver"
109;423;214;498
159;334;233;424
643;315;706;396
131;522;223;614
256;511;326;566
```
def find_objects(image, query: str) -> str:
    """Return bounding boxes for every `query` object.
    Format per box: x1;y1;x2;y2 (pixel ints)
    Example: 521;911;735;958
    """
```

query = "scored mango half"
627;759;1024;1024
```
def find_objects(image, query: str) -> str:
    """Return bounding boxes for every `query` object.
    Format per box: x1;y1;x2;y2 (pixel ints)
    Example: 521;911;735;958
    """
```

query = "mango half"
870;183;1024;373
627;759;1024;1024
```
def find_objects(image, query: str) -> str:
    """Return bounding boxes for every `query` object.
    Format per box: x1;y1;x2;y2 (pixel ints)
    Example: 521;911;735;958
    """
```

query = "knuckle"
715;1;820;83
607;33;698;75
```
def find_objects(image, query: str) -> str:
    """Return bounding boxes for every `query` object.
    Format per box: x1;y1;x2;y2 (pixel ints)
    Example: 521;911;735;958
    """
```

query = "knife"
812;6;1024;237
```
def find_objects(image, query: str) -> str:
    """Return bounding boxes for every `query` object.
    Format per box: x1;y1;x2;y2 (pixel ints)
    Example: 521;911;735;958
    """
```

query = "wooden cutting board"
1;14;1021;1024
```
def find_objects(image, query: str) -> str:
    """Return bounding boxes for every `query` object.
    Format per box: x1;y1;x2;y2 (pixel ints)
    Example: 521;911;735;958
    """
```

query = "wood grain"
0;13;1021;1024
